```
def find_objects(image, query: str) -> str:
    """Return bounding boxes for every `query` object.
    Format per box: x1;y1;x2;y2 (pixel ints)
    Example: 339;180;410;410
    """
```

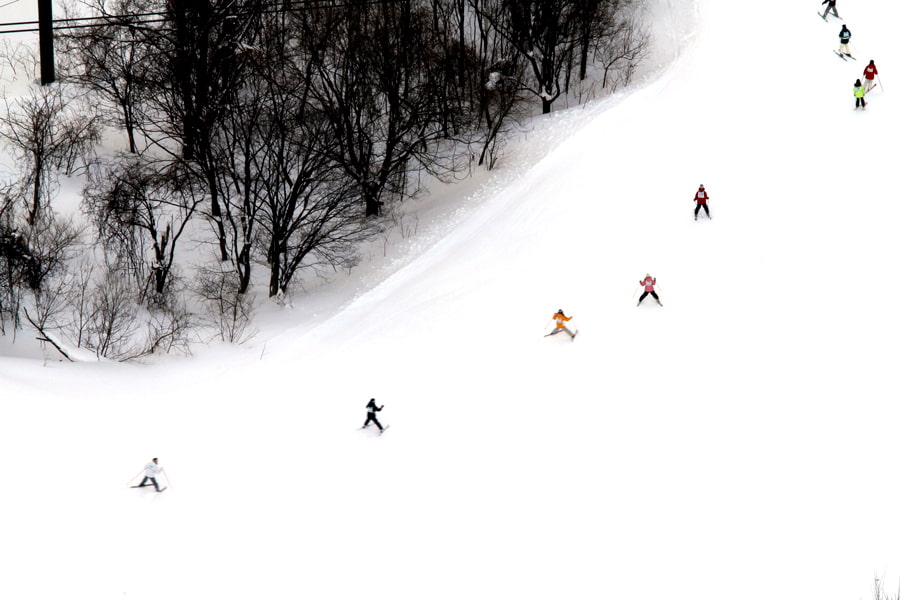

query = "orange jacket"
553;312;572;329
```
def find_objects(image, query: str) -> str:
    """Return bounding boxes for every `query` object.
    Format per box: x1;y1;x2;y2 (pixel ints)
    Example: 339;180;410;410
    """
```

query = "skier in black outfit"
838;25;852;58
821;0;839;20
362;399;384;431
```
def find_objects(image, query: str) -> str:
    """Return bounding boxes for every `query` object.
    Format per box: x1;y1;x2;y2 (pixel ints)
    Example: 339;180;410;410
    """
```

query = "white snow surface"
2;1;900;599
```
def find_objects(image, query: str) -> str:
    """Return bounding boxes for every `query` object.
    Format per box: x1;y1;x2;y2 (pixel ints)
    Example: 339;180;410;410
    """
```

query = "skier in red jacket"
693;184;711;220
863;60;878;92
637;274;662;307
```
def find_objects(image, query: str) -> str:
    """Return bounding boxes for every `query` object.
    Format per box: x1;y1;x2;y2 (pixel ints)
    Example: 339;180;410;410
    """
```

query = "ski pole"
877;74;884;91
161;469;174;491
126;470;142;487
632;286;640;298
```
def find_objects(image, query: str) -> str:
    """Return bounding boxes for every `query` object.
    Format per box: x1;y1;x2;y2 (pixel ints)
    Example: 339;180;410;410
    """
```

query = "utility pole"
38;0;55;84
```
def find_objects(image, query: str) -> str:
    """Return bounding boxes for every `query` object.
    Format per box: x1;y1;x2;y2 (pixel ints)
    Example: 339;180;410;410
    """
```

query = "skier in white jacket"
136;458;165;492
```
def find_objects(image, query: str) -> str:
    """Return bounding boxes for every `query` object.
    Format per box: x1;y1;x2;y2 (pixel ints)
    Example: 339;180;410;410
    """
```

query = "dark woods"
0;0;647;359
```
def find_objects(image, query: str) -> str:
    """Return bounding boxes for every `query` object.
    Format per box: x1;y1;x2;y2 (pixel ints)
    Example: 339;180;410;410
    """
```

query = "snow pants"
864;78;875;92
694;203;710;218
839;43;850;55
823;5;839;18
856;97;866;108
363;414;384;430
139;476;161;491
638;291;660;304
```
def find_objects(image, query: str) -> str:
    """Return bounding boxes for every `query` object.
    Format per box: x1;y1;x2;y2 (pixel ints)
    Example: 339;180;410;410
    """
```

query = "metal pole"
161;468;174;490
38;0;55;85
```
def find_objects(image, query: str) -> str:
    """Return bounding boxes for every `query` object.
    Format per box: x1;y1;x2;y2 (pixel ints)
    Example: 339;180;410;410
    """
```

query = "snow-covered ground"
1;1;899;599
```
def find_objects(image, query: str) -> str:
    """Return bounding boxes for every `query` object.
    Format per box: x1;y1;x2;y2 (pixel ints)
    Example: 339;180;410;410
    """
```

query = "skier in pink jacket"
637;274;662;307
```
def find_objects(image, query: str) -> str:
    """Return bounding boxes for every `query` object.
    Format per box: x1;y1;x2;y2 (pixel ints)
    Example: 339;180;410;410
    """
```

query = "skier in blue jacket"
838;25;852;58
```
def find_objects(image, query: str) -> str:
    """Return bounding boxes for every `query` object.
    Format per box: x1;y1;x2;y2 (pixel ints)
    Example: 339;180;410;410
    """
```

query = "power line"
0;0;410;34
23;0;412;84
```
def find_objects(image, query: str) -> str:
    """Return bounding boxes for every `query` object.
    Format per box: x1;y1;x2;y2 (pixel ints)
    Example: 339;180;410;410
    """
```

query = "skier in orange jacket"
547;309;577;340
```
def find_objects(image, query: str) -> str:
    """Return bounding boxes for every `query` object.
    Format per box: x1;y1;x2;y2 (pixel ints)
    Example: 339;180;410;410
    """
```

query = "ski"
571;330;578;342
834;50;847;61
378;425;390;435
818;11;842;21
131;485;167;492
846;54;857;60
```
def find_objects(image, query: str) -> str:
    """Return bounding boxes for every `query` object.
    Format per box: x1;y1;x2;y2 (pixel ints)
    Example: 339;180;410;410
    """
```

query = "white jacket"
144;461;162;479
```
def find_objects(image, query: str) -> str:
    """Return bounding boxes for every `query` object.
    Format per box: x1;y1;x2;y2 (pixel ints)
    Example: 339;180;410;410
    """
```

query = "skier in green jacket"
853;79;866;110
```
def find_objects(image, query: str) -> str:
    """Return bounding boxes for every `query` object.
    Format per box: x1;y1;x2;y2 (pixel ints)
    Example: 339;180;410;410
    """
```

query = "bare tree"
475;0;583;114
57;0;154;154
872;575;900;600
194;263;256;343
137;0;267;263
83;156;202;303
0;85;101;225
304;0;459;217
595;8;651;91
0;227;38;332
63;253;96;349
129;299;194;358
478;63;529;168
82;262;141;358
207;12;372;297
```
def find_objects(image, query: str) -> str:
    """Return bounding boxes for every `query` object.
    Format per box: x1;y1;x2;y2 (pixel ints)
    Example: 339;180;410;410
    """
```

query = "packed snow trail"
2;1;900;600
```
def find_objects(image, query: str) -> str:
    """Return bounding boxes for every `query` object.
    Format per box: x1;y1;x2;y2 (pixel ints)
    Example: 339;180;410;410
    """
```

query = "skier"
863;60;878;92
820;0;839;20
547;309;576;340
134;458;165;492
362;398;385;432
693;184;711;220
853;79;866;110
637;274;662;307
838;25;852;58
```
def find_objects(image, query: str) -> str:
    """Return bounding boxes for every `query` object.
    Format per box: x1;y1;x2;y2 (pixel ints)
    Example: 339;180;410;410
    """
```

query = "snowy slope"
2;1;900;600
